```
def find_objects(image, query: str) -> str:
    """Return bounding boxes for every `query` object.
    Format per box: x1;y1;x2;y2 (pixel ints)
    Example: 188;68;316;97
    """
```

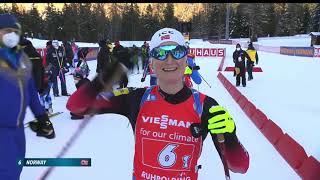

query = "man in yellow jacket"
246;43;259;81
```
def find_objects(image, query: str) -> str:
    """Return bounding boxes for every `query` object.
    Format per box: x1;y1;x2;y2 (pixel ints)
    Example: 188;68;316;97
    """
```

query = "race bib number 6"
142;138;195;171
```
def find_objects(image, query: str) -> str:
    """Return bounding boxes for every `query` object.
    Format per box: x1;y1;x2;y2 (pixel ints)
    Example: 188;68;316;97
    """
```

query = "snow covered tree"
230;3;249;38
301;4;312;34
207;3;226;39
260;3;277;37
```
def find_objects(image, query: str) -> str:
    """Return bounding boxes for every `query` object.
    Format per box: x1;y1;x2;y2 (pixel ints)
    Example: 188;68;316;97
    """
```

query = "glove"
192;66;200;70
208;106;235;134
29;114;55;139
98;61;128;90
141;77;145;82
235;67;240;75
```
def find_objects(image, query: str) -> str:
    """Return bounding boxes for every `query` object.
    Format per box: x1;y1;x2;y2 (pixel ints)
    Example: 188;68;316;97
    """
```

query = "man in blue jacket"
0;13;55;180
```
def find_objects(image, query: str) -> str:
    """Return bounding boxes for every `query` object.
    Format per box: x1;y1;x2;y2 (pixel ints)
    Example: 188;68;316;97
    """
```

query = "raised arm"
67;61;128;115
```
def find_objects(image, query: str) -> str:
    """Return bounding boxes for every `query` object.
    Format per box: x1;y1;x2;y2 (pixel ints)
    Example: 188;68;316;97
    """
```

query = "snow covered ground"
20;36;319;180
30;33;313;48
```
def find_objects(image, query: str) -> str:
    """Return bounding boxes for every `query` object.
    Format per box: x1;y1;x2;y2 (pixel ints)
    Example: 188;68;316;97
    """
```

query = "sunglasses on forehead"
150;45;188;61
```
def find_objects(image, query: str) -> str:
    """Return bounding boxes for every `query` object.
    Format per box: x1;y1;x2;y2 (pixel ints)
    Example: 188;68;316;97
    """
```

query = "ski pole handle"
217;134;225;143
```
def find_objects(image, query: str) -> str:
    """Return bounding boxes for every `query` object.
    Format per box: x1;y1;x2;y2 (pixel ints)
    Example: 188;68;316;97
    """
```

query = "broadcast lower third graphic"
17;158;91;167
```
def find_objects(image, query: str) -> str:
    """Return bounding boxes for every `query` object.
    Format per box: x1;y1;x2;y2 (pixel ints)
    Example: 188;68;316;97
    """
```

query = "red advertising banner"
314;48;320;57
280;46;314;57
85;47;99;61
188;48;225;57
36;48;47;65
35;47;226;62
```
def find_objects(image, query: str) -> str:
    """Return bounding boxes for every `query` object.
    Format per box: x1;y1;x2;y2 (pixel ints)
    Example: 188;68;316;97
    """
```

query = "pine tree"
274;3;288;36
230;3;249;38
153;3;164;23
277;3;304;36
61;3;78;41
10;3;25;28
44;3;62;40
109;3;122;41
1;4;10;13
207;3;226;39
140;4;161;40
27;4;45;39
92;3;110;41
118;3;140;40
302;4;312;34
312;3;320;32
162;3;178;29
260;3;277;37
77;3;93;42
120;3;131;40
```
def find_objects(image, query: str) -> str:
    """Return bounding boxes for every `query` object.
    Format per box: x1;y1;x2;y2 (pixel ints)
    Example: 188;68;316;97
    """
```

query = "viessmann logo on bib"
142;115;191;129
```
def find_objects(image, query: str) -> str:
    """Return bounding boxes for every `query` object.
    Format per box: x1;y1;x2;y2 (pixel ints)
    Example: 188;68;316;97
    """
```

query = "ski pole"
38;114;94;180
199;74;212;88
213;134;231;180
190;124;230;180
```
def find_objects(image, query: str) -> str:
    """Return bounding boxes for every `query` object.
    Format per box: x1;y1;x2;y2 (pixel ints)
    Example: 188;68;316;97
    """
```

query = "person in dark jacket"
70;47;91;120
141;41;150;69
0;13;55;180
141;58;157;86
20;38;45;94
246;43;259;81
113;40;132;69
96;39;110;74
46;40;70;96
233;43;251;87
36;40;55;114
62;40;74;68
112;41;130;88
129;45;140;73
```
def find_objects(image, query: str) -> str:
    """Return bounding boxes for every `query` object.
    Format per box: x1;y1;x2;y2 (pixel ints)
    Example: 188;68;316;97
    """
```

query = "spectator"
46;40;70;96
246;42;259;81
62;40;74;68
96;39;110;74
233;43;251;87
0;13;55;180
141;41;150;69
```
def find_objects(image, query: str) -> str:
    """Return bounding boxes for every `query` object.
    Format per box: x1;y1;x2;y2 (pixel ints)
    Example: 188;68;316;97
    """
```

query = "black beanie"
0;13;21;30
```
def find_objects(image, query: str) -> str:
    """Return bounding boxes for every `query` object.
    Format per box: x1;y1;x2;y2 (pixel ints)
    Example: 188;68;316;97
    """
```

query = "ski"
24;111;63;129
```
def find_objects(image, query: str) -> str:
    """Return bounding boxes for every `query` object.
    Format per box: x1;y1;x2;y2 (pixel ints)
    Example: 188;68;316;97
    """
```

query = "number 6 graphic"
158;144;178;168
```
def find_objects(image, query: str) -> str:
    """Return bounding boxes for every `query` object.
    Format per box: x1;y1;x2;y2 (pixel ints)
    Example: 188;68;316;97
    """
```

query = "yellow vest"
246;50;256;62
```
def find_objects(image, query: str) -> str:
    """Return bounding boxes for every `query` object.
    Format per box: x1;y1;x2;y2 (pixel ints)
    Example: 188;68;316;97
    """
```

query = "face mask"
2;32;20;48
53;44;59;49
236;48;240;51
